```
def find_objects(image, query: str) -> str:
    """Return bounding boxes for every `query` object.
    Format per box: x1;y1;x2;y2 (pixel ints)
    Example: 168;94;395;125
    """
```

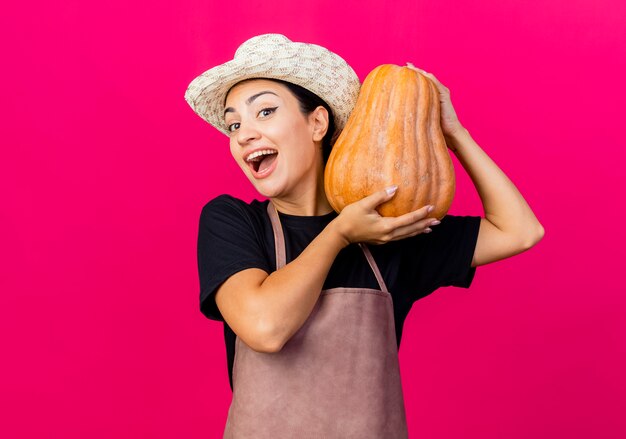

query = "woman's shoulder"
201;193;269;222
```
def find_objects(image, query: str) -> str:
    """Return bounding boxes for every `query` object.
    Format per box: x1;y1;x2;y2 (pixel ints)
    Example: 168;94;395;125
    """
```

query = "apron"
222;201;408;438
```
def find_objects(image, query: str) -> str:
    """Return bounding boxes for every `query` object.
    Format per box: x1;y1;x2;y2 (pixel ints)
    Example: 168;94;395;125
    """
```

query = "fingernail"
424;228;432;233
386;185;398;195
430;220;441;226
428;205;435;212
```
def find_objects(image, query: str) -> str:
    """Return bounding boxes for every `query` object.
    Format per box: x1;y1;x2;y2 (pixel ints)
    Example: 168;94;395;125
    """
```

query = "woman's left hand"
405;62;465;140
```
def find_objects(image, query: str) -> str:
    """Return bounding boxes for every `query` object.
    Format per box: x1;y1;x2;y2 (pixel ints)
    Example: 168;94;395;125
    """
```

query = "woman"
185;34;544;438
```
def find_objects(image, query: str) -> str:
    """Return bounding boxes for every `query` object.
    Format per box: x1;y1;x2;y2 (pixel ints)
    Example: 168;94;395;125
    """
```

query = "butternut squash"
324;63;455;220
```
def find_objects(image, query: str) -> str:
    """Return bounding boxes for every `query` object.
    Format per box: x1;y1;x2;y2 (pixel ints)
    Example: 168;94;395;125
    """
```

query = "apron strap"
267;201;287;269
267;201;389;293
358;243;389;293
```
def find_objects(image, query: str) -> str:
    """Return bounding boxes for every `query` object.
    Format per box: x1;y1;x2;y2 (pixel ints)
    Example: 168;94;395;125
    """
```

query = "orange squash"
324;63;455;220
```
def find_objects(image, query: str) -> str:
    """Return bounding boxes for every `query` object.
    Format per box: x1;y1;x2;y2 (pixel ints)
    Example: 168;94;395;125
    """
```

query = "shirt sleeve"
197;195;272;321
414;214;482;296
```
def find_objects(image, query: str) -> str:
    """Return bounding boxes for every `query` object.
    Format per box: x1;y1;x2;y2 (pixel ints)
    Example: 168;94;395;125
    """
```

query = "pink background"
2;0;625;437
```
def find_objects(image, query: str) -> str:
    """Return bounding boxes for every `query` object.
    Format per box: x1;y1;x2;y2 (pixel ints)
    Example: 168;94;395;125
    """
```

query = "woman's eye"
259;107;278;117
226;107;277;133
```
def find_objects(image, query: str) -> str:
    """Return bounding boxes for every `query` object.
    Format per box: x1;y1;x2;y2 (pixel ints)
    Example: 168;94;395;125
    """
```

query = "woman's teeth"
246;149;277;162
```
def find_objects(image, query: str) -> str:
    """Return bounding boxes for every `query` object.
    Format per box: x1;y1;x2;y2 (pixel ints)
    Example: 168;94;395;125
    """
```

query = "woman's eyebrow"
224;91;279;117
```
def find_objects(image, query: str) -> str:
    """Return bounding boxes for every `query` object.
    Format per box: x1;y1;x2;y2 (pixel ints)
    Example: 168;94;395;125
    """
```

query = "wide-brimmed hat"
184;33;361;137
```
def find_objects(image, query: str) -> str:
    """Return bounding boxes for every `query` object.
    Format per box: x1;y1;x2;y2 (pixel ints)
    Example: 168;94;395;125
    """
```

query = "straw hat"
184;33;361;137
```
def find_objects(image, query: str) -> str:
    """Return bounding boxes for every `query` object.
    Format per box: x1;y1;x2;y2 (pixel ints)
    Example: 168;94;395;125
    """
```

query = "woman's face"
223;79;328;200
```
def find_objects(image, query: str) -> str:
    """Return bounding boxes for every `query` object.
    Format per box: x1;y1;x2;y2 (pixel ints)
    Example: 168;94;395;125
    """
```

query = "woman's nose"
236;122;261;145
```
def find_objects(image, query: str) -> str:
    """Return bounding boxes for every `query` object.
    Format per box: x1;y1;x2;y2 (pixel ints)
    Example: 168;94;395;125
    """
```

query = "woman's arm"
447;127;545;267
405;63;544;267
215;221;346;353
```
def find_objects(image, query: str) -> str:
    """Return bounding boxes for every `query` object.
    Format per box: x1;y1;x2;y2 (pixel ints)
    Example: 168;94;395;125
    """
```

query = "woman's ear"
311;106;329;142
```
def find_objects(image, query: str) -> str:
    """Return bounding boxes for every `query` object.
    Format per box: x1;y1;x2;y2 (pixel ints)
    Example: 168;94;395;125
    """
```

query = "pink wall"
2;0;625;437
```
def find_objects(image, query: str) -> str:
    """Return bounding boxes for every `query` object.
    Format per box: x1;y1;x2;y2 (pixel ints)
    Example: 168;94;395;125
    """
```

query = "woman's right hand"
331;185;441;247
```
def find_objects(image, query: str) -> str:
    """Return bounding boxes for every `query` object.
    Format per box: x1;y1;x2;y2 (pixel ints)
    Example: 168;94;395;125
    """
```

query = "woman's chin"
249;177;284;198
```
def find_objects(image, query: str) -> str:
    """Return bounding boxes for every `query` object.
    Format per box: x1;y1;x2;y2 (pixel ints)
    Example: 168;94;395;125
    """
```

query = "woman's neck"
270;165;334;216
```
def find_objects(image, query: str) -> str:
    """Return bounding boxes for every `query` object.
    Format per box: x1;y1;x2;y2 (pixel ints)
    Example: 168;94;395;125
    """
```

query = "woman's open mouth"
246;150;278;179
